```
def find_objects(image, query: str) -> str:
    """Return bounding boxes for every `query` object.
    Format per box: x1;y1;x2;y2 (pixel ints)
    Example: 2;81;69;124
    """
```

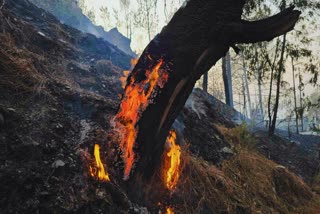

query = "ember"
115;58;168;179
120;70;130;89
89;144;110;182
166;207;174;214
163;130;181;190
120;59;138;89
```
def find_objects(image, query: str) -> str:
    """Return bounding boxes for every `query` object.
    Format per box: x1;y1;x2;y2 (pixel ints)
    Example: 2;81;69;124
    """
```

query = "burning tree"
114;0;300;181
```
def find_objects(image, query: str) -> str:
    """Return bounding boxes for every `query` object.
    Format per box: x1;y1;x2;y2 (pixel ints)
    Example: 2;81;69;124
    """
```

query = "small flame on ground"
115;58;168;179
89;144;110;182
166;207;174;214
163;130;181;190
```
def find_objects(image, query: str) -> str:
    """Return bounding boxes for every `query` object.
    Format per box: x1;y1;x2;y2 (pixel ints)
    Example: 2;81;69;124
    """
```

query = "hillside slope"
28;0;136;56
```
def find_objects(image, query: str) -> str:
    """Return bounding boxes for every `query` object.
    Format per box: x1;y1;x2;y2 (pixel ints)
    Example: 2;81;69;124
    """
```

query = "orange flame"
166;207;174;214
120;59;138;89
130;58;139;67
120;70;130;89
115;58;168;179
89;144;110;182
163;130;181;190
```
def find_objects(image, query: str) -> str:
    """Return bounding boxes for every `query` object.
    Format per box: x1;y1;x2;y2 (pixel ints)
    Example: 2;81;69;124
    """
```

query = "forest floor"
253;127;320;184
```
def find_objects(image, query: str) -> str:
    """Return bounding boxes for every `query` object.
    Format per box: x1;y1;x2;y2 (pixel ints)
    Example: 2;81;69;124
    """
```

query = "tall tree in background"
86;10;96;24
120;0;133;39
134;0;158;41
241;0;319;134
100;7;112;29
286;45;311;133
290;53;299;133
222;51;233;107
241;52;252;118
269;0;319;135
253;43;268;122
269;32;286;135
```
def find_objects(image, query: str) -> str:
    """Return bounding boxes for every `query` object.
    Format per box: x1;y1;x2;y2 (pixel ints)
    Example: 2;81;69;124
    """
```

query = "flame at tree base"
163;130;181;190
89;144;110;182
115;58;168;179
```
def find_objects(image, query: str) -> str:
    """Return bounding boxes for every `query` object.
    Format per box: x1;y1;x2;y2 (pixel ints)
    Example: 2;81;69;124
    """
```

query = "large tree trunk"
117;1;300;179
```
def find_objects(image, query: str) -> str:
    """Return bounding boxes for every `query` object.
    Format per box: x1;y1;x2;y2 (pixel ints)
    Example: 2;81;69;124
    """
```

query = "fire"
120;70;130;89
130;58;139;67
166;207;174;214
89;144;110;182
115;58;168;179
120;59;138;89
163;130;181;190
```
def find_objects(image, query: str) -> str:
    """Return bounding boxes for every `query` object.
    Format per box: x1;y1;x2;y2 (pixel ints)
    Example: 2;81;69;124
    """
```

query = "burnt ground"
0;0;126;212
255;128;320;184
1;0;320;213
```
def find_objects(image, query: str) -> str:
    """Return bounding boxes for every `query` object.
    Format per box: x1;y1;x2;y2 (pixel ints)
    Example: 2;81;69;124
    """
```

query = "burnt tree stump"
118;0;301;179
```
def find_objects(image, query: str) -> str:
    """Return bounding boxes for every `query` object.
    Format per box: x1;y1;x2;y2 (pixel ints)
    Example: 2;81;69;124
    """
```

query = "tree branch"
232;6;301;44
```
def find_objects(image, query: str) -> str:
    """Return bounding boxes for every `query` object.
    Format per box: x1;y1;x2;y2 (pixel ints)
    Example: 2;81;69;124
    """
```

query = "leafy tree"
241;0;319;135
120;0;133;39
134;0;158;41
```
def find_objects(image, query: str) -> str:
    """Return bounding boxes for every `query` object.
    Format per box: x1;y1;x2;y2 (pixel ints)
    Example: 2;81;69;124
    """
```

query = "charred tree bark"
119;1;301;179
202;71;208;93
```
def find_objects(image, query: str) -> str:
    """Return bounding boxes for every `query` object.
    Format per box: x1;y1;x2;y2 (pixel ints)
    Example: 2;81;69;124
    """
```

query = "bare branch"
232;6;301;44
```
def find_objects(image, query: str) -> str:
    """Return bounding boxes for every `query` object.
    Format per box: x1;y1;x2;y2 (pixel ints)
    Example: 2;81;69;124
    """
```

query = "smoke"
185;94;207;120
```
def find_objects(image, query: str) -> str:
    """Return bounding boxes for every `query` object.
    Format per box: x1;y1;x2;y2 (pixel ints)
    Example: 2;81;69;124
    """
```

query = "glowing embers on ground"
166;207;174;214
115;58;169;180
89;144;110;182
163;130;181;190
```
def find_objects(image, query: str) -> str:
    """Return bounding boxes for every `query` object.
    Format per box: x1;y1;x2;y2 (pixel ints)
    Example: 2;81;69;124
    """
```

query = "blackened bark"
202;72;208;93
119;0;301;179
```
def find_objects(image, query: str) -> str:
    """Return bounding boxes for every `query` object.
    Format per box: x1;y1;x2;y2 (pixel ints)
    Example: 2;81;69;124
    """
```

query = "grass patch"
165;125;320;213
